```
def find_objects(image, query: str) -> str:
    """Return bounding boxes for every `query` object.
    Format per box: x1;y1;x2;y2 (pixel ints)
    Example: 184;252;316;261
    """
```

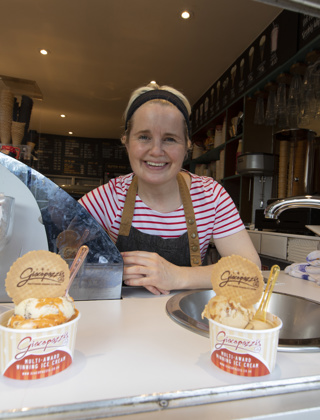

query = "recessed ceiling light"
39;49;49;55
181;10;191;19
68;131;73;135
60;114;66;118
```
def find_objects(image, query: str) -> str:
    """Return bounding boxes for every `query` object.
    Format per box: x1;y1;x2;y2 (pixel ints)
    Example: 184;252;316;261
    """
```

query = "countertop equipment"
0;154;123;301
237;152;276;222
265;195;320;219
255;195;320;235
237;152;275;176
255;204;320;235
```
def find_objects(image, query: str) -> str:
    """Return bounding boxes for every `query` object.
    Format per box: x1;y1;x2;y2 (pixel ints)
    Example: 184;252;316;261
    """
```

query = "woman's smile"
145;161;167;167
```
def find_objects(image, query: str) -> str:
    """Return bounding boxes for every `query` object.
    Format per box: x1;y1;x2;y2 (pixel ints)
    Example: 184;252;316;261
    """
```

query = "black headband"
125;89;191;138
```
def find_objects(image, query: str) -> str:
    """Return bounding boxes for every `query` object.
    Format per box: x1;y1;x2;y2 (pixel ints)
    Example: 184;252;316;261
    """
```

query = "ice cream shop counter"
1;272;320;420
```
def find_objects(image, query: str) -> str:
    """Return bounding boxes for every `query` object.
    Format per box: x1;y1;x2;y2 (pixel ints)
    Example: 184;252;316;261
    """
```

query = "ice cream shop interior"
1;1;320;419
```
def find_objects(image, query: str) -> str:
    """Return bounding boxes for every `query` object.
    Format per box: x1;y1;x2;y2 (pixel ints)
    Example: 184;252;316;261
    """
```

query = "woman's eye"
138;134;150;141
164;137;177;143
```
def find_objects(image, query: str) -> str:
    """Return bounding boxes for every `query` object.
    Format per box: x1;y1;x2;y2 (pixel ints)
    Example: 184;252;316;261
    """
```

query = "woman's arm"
214;229;261;268
122;229;261;294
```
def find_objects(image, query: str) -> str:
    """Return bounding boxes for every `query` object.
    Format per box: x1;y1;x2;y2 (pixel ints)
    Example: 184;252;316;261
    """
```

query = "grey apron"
116;173;202;267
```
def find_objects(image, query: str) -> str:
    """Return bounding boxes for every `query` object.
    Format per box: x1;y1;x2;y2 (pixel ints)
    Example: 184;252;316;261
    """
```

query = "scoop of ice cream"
7;295;76;329
202;295;255;329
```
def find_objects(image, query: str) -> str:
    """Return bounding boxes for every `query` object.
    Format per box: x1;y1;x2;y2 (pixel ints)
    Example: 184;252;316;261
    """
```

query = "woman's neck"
136;172;190;213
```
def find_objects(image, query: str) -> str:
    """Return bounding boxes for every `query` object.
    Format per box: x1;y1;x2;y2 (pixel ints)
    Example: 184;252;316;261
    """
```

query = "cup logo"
15;332;69;360
215;330;262;353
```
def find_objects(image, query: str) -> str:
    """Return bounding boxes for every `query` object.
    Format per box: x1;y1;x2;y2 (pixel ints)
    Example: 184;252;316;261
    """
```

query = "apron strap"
118;173;201;267
177;173;201;267
118;175;138;236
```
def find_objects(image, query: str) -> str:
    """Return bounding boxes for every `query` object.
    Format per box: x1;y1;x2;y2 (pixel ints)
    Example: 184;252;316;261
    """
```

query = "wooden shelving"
188;32;320;223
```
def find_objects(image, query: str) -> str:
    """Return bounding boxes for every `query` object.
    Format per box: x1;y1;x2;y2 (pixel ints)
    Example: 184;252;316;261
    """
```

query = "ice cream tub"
0;310;80;380
208;312;282;377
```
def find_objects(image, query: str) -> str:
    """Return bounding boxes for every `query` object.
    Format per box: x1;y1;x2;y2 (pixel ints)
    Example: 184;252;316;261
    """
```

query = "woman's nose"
149;139;164;154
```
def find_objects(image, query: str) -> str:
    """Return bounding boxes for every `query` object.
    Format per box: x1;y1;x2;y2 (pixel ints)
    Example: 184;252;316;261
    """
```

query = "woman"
79;83;260;295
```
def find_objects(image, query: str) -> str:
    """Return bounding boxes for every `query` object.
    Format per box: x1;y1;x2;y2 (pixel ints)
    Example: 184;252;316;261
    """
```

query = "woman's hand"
121;251;181;295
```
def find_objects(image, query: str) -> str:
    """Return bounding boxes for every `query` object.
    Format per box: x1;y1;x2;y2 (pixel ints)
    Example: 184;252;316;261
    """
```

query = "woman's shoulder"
113;172;133;187
105;173;134;194
187;171;222;192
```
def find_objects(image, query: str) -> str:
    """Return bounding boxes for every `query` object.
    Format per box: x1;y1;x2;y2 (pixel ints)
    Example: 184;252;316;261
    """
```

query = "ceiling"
0;0;282;140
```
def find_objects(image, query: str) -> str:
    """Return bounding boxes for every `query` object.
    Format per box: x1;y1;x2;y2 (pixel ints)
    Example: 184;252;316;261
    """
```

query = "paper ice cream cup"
0;310;80;380
208;312;282;377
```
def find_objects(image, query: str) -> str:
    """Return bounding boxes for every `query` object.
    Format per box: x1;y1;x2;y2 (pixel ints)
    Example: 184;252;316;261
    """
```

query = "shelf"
189;28;320;224
223;174;241;181
226;133;242;144
246;34;320;98
190;143;225;164
192;34;320;138
192;99;243;137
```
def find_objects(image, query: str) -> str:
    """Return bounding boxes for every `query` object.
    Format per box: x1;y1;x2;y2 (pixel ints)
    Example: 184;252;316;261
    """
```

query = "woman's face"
125;102;188;187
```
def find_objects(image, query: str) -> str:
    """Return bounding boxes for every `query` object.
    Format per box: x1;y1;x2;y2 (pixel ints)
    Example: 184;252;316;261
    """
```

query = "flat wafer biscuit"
211;255;264;308
5;250;70;305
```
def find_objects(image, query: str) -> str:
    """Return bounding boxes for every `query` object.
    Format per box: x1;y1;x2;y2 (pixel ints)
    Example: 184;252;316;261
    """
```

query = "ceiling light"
181;10;191;19
39;49;49;55
60;114;66;118
68;131;73;135
252;0;320;18
150;80;157;85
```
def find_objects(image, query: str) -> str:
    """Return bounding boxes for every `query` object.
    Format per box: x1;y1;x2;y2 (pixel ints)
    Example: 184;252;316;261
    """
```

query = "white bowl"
208;312;282;377
0;309;80;380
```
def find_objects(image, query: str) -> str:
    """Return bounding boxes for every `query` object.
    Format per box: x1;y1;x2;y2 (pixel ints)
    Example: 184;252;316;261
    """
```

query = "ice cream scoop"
202;295;255;329
7;295;76;329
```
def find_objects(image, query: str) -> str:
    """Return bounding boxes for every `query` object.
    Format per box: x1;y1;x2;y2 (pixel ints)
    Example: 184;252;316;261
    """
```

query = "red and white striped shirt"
79;171;244;261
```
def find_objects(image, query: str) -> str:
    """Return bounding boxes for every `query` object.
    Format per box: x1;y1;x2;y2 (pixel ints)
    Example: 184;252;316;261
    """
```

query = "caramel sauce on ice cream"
7;296;77;329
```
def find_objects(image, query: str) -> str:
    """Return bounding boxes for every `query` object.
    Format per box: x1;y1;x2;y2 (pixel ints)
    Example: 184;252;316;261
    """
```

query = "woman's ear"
121;135;127;146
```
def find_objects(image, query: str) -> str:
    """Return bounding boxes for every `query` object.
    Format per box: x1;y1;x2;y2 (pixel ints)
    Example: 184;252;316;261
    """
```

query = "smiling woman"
79;83;261;295
123;102;187;193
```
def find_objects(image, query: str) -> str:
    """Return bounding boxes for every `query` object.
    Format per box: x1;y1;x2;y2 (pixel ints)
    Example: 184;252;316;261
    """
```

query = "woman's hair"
122;83;192;146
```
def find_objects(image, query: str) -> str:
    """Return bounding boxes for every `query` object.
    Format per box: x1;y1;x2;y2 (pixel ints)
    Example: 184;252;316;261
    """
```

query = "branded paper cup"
208;312;282;377
0;310;80;380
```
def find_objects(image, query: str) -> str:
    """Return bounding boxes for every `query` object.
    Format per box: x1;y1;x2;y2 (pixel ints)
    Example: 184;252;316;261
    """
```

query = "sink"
166;290;320;352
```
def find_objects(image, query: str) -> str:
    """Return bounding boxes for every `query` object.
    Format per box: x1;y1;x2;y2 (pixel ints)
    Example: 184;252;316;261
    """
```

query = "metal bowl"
166;290;320;352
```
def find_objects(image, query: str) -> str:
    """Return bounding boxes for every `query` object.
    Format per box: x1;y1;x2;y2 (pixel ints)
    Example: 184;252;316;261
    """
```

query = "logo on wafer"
211;255;264;307
219;271;260;290
5;250;70;305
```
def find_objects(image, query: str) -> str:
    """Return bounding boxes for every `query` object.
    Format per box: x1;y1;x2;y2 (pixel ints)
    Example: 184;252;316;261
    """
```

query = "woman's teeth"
146;162;166;167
